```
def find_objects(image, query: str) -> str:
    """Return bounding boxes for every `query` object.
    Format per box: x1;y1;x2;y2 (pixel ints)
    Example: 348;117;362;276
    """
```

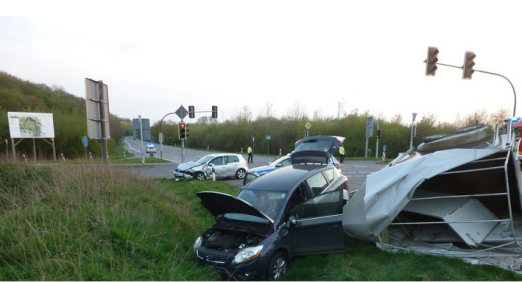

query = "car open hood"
197;191;274;224
294;135;345;156
177;161;203;171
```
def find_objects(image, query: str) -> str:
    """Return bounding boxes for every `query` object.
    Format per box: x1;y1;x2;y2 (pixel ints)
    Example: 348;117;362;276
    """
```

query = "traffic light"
412;125;417;137
425;47;439;76
462;51;476;80
212;106;218;119
376;129;381;138
179;122;189;140
189;106;195;118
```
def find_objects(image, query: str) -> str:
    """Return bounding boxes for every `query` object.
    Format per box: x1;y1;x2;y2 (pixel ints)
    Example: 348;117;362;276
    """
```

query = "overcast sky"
1;0;521;125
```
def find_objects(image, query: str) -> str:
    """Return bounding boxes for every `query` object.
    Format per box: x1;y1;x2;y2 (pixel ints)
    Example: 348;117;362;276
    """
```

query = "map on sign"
8;112;55;138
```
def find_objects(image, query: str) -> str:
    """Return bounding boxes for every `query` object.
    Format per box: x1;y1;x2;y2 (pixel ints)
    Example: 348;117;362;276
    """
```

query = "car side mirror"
288;215;297;226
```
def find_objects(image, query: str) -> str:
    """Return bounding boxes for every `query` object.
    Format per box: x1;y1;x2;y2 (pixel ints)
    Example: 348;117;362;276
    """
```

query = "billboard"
85;78;110;139
7;112;55;138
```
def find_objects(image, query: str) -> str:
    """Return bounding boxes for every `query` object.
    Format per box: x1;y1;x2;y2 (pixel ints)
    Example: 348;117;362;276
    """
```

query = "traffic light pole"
475;70;517;117
435;62;517;117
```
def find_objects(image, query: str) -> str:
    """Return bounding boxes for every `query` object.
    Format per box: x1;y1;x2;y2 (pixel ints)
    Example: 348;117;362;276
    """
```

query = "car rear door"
288;190;345;255
225;155;240;177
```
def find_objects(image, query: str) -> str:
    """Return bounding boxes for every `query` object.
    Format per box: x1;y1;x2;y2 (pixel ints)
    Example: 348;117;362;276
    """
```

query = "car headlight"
193;236;202;251
232;245;263;264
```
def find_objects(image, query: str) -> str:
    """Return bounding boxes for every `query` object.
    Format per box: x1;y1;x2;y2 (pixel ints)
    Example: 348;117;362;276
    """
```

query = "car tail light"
245;161;249;168
335;163;340;168
342;178;349;191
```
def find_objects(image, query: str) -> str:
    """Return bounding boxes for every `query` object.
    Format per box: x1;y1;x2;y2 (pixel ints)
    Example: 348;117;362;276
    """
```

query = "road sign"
85;78;110;139
266;135;271;140
175;106;188;120
382;145;387;152
82;136;88;147
305;122;311;129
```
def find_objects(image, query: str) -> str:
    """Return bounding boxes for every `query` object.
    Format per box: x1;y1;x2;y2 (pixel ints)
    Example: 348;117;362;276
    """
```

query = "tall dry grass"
0;162;218;280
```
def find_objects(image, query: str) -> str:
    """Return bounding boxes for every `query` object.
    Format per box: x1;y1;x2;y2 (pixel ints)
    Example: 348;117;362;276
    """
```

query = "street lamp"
159;111;176;160
410;113;417;148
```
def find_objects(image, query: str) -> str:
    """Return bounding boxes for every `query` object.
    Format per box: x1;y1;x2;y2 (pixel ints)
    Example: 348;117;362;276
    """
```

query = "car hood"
248;165;274;173
196;191;274;224
177;161;203;171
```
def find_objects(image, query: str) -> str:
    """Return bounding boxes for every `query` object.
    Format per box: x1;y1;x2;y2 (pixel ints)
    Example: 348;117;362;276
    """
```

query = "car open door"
288;190;345;255
207;156;227;178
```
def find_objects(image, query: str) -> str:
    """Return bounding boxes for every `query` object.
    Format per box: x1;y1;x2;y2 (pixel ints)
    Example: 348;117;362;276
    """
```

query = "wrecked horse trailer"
343;123;522;273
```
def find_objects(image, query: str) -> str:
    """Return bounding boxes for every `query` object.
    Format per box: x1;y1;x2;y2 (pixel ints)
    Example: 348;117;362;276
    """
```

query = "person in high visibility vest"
247;146;253;163
339;144;345;163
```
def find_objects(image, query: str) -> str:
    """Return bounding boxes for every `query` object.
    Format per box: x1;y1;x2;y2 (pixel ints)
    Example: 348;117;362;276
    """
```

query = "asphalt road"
124;137;388;190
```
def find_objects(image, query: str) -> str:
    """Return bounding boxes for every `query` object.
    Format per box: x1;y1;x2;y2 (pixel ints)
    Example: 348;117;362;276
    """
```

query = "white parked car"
173;153;248;180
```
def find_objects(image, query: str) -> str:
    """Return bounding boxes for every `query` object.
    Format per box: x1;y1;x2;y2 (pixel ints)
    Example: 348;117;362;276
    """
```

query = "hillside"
0;71;129;160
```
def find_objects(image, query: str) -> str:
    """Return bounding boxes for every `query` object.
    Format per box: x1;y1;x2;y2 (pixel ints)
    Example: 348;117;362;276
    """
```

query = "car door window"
306;172;328;196
279;158;292;167
291;190;343;219
227;155;239;164
322;167;334;182
210;157;224;166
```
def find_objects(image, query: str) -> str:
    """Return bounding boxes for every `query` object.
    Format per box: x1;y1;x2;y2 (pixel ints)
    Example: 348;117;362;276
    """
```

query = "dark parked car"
194;147;349;280
243;135;345;186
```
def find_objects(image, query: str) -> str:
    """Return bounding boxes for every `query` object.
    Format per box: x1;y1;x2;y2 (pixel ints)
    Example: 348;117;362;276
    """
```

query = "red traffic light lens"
180;123;185;129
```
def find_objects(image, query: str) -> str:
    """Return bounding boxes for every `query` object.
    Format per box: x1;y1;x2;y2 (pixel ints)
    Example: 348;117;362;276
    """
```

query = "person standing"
247;146;253;163
339;144;345;163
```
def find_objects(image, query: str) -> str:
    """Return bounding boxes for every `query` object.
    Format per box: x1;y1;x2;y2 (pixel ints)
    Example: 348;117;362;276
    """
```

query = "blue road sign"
82;136;88;147
382;145;387;152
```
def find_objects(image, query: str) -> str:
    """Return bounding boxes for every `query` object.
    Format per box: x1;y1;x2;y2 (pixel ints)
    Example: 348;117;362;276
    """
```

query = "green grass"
0;162;520;280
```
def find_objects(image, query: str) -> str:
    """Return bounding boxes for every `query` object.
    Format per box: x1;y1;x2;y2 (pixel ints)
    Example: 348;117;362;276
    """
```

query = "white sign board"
7;112;55;138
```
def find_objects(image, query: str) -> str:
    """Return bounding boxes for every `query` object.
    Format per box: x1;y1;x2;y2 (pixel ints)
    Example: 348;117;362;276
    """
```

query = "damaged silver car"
173;153;248;180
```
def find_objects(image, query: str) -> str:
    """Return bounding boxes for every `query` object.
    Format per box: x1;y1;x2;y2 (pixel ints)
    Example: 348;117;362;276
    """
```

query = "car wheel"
194;172;206;181
235;168;246;179
265;251;288;280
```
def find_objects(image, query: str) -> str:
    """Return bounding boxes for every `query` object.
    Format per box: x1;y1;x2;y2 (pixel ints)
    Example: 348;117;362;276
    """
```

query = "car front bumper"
173;170;193;180
195;248;264;281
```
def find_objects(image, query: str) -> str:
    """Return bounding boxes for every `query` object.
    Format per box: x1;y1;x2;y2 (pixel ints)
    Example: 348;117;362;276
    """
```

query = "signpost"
266;135;271;154
82;136;88;159
85;78;110;164
365;117;374;158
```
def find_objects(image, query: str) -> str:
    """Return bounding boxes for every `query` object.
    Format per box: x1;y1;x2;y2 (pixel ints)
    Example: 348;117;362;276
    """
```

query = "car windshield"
270;157;288;167
236;189;287;220
195;155;214;165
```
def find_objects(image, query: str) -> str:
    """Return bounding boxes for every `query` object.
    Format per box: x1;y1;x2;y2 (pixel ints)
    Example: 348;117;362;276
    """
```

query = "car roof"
242;164;332;192
207;153;241;156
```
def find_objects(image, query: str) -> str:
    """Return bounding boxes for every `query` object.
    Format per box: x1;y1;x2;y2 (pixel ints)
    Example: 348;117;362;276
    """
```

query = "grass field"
0;162;520;280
